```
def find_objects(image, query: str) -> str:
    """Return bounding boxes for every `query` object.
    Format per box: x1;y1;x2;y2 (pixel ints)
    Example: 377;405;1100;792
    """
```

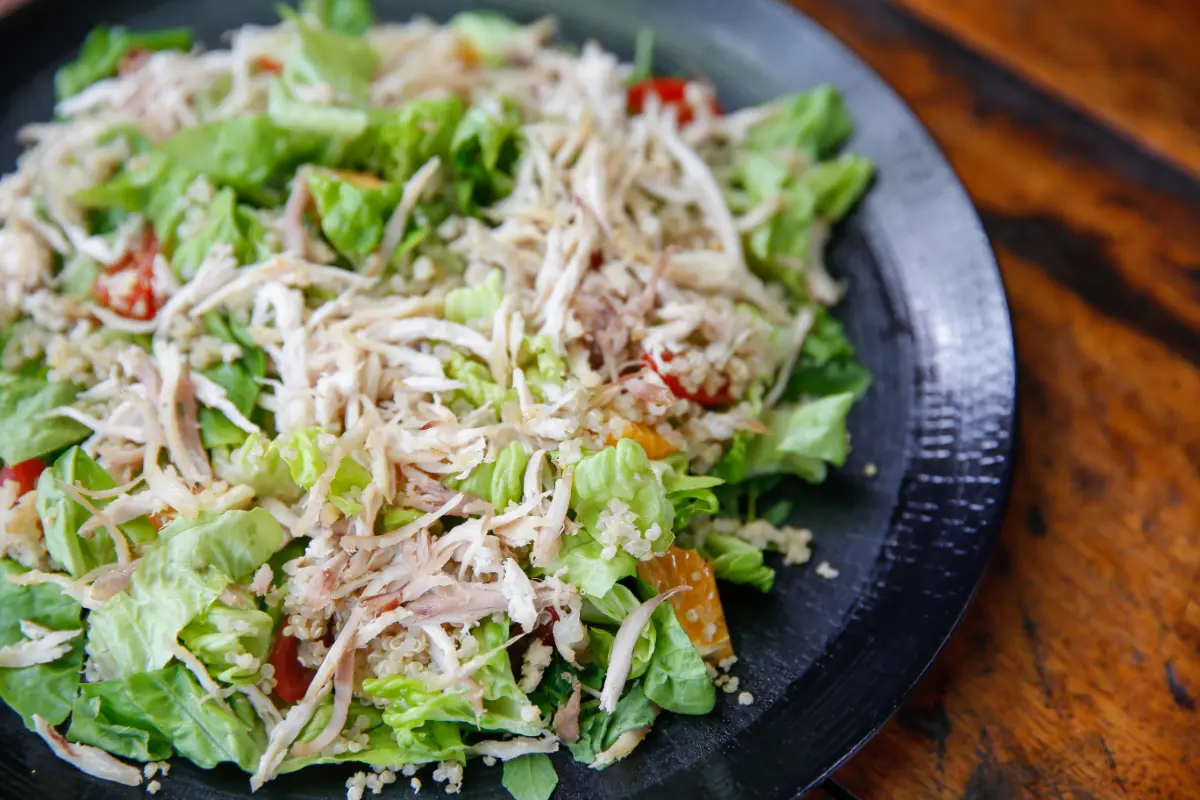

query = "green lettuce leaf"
447;440;527;512
444;269;502;323
284;12;378;106
657;454;723;530
0;559;84;729
698;534;775;592
36;447;156;578
445;352;510;409
158;115;328;203
502;753;558;800
300;0;375;35
56;25;193;100
268;79;370;139
376;96;464;182
307;169;403;261
713;392;855;485
471;617;542;734
213;433;302;501
376;505;424;533
449;12;523;66
782;309;872;401
280;702;437;772
566;682;655;766
553;533;637;599
571;439;674;547
68;664;267;770
449;103;521;213
74;152;199;248
746;85;855;160
0;371;89;466
86;509;283;678
636;580;715;715
197;313;268;449
178;589;273;684
172;188;272;279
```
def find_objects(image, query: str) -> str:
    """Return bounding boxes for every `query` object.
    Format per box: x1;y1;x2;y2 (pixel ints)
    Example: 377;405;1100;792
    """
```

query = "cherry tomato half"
268;632;316;704
0;459;46;496
92;231;160;321
627;77;722;126
642;352;733;407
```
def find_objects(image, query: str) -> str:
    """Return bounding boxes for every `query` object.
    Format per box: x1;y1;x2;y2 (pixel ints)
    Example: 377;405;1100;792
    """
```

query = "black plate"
0;0;1016;797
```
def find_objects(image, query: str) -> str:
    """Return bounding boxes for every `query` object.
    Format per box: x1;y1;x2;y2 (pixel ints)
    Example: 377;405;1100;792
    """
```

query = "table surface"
1;0;1197;797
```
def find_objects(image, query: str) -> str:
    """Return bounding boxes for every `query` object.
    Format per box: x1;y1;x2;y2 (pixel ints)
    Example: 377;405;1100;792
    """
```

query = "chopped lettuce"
178;589;273;684
714;392;855;485
444;268;502;323
158;115;328;203
449;12;523;66
566;682;656;766
446;352;510;409
67;664;267;771
657;454;723;530
636;580;716;715
782;309;872;401
268;80;370;139
746;85;855;160
300;0;375;36
307;169;402;262
553;534;637;599
447;440;527;512
197;313;268;449
285;12;378;106
56;25;193;100
74;152;199;247
36;447;156;578
86;509;283;678
449;103;522;213
502;753;558;800
215;429;368;513
0;559;84;729
172;189;272;279
571;439;675;546
698;534;775;592
377;96;464;183
376;505;424;533
214;433;302;501
280;702;430;772
0;370;89;466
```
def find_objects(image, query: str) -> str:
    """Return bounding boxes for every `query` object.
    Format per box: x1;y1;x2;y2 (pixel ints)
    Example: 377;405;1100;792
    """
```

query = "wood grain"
788;0;1200;796
891;0;1200;181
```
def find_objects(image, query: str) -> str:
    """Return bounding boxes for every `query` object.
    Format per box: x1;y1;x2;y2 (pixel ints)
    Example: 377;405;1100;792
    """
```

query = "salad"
0;1;874;798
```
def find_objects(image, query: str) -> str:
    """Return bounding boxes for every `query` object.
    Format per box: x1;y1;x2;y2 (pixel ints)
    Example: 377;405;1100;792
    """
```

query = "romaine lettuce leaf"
172;189;272;279
449;12;523;66
571;439;675;548
566;682;655;766
444;269;502;323
553;533;637;599
0;559;83;729
178;589;273;684
280;702;438;772
636;580;715;715
36;447;156;578
197;313;268;450
445;352;510;409
213;433;302;501
68;664;267;770
581;584;655;680
698;534;775;592
56;25;193;100
285;12;378;106
447;440;527;512
746;85;855;160
449;103;521;213
307;169;402;261
300;0;375;36
86;509;283;678
657;454;723;530
713;392;855;485
0;371;89;466
376;96;464;182
502;753;558;800
268;79;370;139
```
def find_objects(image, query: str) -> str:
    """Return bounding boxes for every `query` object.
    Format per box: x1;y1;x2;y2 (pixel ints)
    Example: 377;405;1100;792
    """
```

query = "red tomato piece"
627;77;722;126
118;47;150;76
92;231;160;321
0;459;46;496
641;353;733;407
268;632;316;704
253;55;283;74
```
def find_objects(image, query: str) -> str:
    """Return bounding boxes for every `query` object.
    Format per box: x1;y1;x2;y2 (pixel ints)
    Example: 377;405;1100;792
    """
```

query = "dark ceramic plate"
0;0;1016;797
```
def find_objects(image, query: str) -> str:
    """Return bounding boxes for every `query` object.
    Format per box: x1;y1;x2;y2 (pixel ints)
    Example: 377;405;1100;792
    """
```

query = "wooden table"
790;1;1200;797
1;0;1195;796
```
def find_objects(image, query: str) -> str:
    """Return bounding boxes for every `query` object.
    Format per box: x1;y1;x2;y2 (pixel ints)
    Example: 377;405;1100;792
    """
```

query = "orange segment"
637;545;733;662
608;423;677;460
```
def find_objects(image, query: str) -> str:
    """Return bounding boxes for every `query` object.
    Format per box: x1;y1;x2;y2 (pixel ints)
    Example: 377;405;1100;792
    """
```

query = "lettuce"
449;12;523;66
0;560;84;729
67;664;267;771
636;580;715;715
714;392;854;485
444;269;502;323
447;441;527;512
307;170;402;262
566;682;656;766
445;352;510;409
74;152;199;247
553;534;636;599
214;433;302;501
782;309;872;402
571;439;675;544
197;313;268;449
376;505;424;533
158;115;328;202
56;25;193;100
449;103;521;213
86;509;283;678
657;454;723;530
698;534;775;592
285;12;378;106
377;96;464;183
0;370;89;466
215;429;368;512
300;0;375;35
502;753;558;800
280;702;441;773
268;80;370;139
36;447;156;578
362;618;539;741
746;85;855;160
178;589;273;684
172;189;272;280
